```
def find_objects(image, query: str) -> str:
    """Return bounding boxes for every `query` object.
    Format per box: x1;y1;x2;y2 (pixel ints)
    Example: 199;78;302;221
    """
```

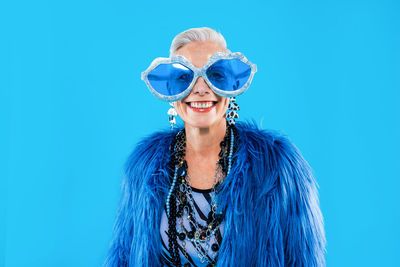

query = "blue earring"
226;97;240;126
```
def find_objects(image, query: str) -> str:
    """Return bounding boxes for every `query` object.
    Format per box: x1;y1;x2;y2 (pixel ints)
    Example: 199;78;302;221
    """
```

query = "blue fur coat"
105;121;326;266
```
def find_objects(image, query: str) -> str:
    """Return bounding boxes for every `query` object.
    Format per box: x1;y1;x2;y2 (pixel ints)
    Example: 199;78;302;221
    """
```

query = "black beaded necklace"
166;122;238;266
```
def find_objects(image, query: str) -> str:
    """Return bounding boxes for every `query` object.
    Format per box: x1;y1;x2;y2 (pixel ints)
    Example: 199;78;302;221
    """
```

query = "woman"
105;27;326;267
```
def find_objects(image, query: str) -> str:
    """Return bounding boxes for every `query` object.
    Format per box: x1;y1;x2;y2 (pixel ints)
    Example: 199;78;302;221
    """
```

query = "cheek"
221;98;230;111
174;101;185;117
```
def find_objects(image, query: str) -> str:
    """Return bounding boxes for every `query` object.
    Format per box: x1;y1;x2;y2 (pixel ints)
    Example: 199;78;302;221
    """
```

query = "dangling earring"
226;97;240;126
167;102;177;130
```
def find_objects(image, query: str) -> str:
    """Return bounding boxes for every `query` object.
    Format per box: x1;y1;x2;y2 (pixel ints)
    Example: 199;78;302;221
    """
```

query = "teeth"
189;101;215;108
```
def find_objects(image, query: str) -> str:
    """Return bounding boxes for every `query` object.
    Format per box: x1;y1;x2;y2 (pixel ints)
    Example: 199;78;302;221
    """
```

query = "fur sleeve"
104;130;172;267
272;135;326;267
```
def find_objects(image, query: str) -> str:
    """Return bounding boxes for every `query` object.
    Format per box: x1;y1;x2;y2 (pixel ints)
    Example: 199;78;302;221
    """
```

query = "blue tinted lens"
206;59;251;91
147;63;194;96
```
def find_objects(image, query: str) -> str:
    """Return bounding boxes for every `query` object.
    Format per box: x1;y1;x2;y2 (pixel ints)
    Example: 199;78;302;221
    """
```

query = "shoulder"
235;120;301;160
124;127;181;176
235;120;313;193
128;127;178;154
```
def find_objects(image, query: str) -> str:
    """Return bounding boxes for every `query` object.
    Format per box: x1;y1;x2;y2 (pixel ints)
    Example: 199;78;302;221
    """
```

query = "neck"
184;119;227;158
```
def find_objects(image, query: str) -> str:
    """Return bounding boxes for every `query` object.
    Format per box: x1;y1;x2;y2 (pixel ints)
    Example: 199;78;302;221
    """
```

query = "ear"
223;97;230;111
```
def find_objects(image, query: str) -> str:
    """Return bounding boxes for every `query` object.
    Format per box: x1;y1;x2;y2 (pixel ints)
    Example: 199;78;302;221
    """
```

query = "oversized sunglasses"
141;52;257;102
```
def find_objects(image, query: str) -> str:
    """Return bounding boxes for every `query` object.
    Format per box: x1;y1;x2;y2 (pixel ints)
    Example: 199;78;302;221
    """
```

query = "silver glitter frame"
141;52;257;102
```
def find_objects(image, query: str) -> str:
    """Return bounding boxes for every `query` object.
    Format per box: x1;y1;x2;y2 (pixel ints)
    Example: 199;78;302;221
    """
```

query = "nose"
191;76;211;96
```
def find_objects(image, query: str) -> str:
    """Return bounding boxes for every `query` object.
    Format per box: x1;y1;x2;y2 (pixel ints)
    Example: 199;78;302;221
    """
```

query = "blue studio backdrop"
1;0;399;266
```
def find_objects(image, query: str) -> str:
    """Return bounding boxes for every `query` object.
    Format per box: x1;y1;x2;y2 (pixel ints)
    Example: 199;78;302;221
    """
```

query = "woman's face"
173;41;230;129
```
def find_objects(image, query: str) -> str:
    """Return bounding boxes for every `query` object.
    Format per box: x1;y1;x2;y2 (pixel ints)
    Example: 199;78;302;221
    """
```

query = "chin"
185;116;225;129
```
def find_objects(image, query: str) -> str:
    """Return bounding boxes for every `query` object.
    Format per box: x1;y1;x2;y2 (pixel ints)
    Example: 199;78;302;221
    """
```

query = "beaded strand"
165;122;237;266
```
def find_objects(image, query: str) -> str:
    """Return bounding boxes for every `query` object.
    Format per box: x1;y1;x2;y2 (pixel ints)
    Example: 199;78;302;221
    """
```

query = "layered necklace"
166;123;238;267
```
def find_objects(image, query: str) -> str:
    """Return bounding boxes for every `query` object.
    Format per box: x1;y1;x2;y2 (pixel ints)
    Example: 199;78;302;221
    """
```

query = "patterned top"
160;186;225;266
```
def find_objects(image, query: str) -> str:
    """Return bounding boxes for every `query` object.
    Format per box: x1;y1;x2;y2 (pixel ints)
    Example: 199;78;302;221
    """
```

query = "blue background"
1;0;399;266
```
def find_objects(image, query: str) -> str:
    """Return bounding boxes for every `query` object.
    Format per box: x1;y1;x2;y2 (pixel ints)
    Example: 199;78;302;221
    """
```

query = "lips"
185;101;218;112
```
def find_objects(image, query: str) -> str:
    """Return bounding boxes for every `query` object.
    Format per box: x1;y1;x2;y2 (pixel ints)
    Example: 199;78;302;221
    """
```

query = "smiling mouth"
185;101;218;112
